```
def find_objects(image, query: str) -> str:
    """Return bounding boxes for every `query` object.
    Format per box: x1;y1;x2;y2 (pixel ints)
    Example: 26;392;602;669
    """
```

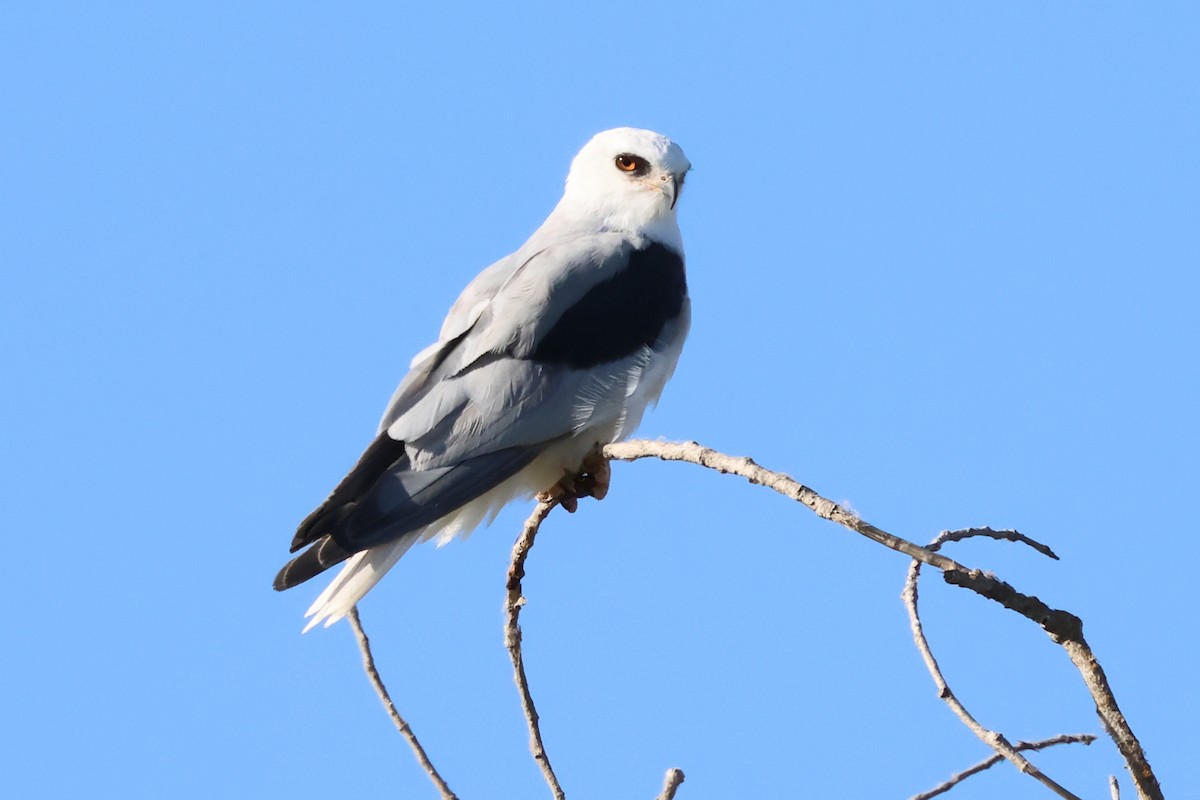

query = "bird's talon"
589;460;611;501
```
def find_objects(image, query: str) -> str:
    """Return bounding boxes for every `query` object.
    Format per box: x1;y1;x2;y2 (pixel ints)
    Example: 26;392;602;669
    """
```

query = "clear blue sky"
3;3;1196;798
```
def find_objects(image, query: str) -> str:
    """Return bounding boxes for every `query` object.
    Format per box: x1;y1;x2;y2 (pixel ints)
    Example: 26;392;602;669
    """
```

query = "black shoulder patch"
531;243;686;369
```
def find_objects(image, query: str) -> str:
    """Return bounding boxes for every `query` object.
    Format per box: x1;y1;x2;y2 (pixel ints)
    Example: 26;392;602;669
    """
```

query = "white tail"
302;533;419;632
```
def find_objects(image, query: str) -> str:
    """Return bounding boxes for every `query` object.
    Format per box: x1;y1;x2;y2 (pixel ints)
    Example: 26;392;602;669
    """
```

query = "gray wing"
275;232;687;589
380;231;657;465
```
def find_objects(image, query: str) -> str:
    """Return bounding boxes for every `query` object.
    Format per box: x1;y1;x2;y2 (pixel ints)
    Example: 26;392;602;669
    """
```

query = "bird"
274;127;692;631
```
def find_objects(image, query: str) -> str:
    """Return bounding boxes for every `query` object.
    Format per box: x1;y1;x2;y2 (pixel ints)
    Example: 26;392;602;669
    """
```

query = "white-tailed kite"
275;128;692;630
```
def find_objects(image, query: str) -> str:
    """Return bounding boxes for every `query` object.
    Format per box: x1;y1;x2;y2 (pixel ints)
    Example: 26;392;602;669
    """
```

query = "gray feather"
333;445;541;551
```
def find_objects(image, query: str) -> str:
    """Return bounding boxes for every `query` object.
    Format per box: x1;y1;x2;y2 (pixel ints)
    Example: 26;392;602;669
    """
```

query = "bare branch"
603;439;1164;800
936;562;1159;800
905;529;1085;799
348;439;1159;798
656;768;686;800
911;734;1097;800
1111;776;1121;800
347;606;458;800
604;441;965;573
505;499;566;800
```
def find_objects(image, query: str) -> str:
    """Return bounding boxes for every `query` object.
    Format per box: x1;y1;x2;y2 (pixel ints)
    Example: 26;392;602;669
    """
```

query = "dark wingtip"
290;502;355;552
273;536;354;591
290;434;409;553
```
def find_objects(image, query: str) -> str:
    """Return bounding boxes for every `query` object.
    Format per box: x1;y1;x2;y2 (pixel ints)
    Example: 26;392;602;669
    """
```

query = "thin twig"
911;734;1097;800
603;439;1163;800
656;768;686;800
505;500;566;800
905;528;1083;799
934;526;1061;560
347;606;458;800
1110;775;1121;800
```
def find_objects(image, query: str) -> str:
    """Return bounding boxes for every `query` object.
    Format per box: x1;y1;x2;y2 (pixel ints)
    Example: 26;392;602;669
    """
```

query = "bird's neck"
546;198;684;253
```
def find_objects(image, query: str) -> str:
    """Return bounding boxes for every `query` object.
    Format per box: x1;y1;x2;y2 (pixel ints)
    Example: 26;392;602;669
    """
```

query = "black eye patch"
614;153;651;176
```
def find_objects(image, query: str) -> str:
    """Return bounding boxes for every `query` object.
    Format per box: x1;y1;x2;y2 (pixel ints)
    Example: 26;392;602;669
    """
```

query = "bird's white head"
555;128;691;241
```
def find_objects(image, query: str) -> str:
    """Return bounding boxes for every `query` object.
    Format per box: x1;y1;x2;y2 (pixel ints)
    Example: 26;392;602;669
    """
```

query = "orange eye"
614;154;646;174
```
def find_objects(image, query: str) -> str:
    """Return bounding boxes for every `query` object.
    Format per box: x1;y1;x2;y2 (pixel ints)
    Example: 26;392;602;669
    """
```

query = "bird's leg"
575;448;611;501
535;447;612;514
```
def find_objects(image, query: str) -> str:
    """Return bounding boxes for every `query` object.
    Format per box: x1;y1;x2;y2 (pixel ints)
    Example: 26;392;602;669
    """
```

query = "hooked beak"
653;170;687;210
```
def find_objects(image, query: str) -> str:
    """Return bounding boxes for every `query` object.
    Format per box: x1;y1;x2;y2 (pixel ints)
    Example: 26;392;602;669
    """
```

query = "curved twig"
911;734;1097;800
505;500;687;800
905;528;1084;799
932;525;1061;560
603;439;1163;800
347;606;458;800
504;499;566;799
